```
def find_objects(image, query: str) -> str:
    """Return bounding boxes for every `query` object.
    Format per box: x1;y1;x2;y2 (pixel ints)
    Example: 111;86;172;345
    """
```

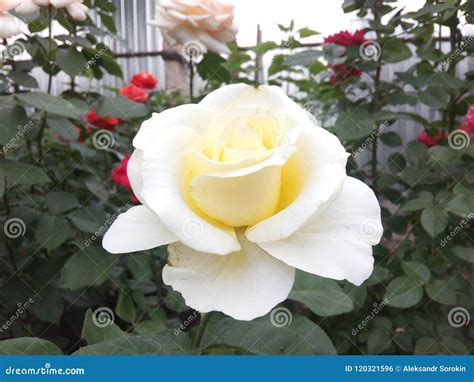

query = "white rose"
149;0;238;54
15;0;89;21
0;0;21;38
103;84;383;321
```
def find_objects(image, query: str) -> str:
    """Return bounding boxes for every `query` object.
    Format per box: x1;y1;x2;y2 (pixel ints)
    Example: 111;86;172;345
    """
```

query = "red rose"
131;71;157;90
111;154;139;203
119;84;149;103
86;110;120;130
417;131;447;147
328;65;362;85
323;29;366;47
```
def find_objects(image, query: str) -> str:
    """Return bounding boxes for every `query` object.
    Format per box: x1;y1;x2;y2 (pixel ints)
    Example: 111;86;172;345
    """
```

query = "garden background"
0;0;473;355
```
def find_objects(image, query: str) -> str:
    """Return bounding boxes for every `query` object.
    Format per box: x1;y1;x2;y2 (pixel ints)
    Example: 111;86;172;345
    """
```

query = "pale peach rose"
149;0;238;54
0;0;21;38
15;0;89;21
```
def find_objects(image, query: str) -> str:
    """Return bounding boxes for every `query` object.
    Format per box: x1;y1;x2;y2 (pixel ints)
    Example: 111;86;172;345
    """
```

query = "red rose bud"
86;110;120;130
131;71;157;90
417;131;447;147
323;29;366;47
111;154;139;203
119;84;149;103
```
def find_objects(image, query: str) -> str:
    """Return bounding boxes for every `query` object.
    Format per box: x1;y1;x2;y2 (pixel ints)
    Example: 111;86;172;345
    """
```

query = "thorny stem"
188;59;195;103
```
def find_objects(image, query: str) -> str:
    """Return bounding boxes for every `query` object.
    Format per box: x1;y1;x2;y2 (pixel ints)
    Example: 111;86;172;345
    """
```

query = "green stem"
192;312;210;349
188;59;195;103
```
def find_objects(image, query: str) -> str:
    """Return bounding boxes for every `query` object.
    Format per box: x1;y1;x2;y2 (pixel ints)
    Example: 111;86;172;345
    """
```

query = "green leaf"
282;50;322;66
419;88;450;108
421;205;449;238
115;287;136;323
100;13;117;33
367;328;392;355
81;309;126;345
35;214;70;250
98;96;149;119
0;106;29;146
0;337;62;355
16;92;81;119
382;38;412;63
56;48;87;77
289;271;353;316
387;153;406;172
402;261;431;284
384;277;423;308
425;280;457;305
380;131;402;147
127;254;152;282
196;52;230;84
68;206;108;234
45;190;80;214
100;53;123;78
0;158;50;185
47;115;79;141
298;27;320;38
253;41;279;53
451;247;474;263
402;191;433;211
445;196;474;217
60;247;118;290
31;286;64;324
74;330;191;355
336;110;375;140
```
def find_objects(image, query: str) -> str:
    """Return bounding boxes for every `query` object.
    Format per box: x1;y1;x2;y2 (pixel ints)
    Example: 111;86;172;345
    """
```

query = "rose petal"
246;125;348;242
140;125;241;255
162;231;295;320
257;177;382;286
103;205;177;254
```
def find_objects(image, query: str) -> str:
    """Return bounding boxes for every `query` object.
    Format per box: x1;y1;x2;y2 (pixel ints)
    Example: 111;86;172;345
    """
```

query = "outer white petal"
0;0;21;12
199;84;312;126
14;0;38;14
103;205;177;254
140;125;240;255
162;232;295;321
246;125;348;242
257;177;382;286
133;105;213;151
126;149;144;205
66;3;88;21
0;13;20;38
